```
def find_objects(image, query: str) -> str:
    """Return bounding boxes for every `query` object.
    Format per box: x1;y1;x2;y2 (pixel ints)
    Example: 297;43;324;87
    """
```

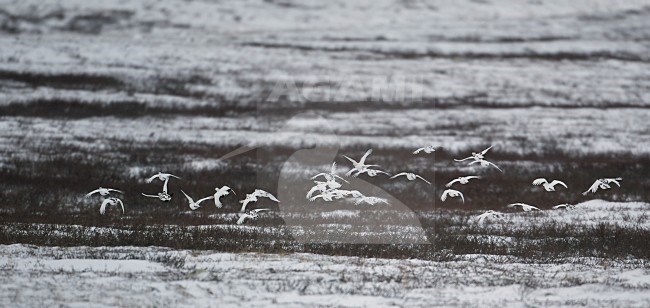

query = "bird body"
344;149;380;176
237;209;270;225
145;172;181;183
390;172;431;184
306;180;342;199
582;178;622;195
352;167;389;177
552;204;575;210
441;189;464;203
353;196;389;205
86;187;123;198
468;158;503;172
312;162;348;183
141;192;172;202
309;190;338;202
475;210;504;224
507;203;541;212
100;197;124;215
181;190;214;211
413;145;439;154
445;176;480;187
532;178;568;191
213;186;235;208
334;190;365;198
454;145;493;162
239;189;280;212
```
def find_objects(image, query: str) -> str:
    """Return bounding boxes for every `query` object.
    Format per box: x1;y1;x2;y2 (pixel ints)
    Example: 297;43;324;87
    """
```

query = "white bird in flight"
239;189;280;212
306;180;342;199
353;196;389;205
413;145;439;155
145;172;181;184
311;162;348;183
582;178;622;195
552;204;575;210
141;192;172;202
86;187;123;198
507;203;541;212
213;186;235;208
181;190;214;211
142;176;173;202
143;172;180;201
334;190;365;198
100;197;124;215
390;172;431;184
454;145;493;162
446;176;480;187
309;190;339;202
475;210;504;224
355;167;390;177
532;178;568;191
440;189;464;203
237;209;270;225
344;149;380;177
468;158;503;172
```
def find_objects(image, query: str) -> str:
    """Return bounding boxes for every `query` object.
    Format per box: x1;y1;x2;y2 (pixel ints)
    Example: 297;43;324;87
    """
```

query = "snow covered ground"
1;243;649;307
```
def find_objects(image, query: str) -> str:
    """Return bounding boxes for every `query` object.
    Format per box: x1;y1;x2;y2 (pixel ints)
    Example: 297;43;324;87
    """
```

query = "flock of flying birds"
85;145;622;225
303;145;622;223
85;172;279;225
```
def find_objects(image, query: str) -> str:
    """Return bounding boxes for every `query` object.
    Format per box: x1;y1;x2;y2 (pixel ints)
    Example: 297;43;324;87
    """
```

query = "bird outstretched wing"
480;145;494;156
605;178;622;187
236;213;250;225
85;189;101;198
359;149;373;164
254;189;279;202
445;179;459;187
116;199;125;213
239;198;254;212
470;159;503;172
582;181;600;195
343;155;358;165
550;180;568;188
99;199;111;215
197;196;215;204
415;175;431;184
532;178;547;186
390;172;408;179
145;174;159;183
454;156;473;162
180;190;194;203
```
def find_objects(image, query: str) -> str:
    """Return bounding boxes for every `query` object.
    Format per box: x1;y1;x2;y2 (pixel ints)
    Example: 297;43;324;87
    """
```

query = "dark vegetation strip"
0;220;648;261
243;42;649;62
0;99;256;118
0;144;648;261
0;70;123;90
0;144;648;216
3;98;650;119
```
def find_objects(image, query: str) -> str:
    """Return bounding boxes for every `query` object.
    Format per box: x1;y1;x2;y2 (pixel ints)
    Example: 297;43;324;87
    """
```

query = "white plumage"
440;189;464;203
100;197;124;215
507;203;541;212
390;172;431;184
532;178;568;191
